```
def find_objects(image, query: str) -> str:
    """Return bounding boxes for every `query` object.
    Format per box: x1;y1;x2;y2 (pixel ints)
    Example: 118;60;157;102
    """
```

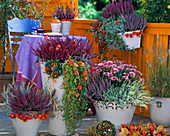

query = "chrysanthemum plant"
62;57;90;134
2;81;56;122
87;59;152;109
90;0;146;60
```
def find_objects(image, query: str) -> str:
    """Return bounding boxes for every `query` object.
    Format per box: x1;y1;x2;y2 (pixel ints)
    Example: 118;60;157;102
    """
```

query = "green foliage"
62;57;89;134
79;2;99;19
103;80;152;108
143;0;170;23
146;43;170;97
45;60;63;79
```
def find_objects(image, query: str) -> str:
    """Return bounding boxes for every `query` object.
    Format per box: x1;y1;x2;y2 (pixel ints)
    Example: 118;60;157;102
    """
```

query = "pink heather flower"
116;60;123;64
112;72;116;75
129;72;135;78
113;68;118;72
130;68;137;72
117;66;124;70
127;78;130;82
98;63;104;67
96;69;102;73
107;61;114;65
110;76;118;81
117;78;121;82
122;76;128;79
123;73;129;76
112;64;117;68
140;78;145;84
132;65;137;68
126;68;131;71
103;72;109;75
103;64;109;68
136;71;142;76
128;64;132;67
108;73;113;77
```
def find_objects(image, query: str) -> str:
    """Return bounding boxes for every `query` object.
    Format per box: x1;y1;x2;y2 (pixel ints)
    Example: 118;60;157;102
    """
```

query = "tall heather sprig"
30;36;96;64
124;12;146;31
102;0;134;19
86;75;111;101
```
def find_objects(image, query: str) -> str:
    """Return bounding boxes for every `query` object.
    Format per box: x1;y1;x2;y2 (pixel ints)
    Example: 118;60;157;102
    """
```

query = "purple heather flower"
136;71;142;76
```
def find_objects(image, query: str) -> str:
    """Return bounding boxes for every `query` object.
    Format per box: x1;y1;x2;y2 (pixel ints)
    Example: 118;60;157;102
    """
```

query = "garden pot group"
51;21;72;35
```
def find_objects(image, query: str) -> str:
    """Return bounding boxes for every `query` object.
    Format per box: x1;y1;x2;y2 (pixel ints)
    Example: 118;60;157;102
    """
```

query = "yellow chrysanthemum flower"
168;5;170;9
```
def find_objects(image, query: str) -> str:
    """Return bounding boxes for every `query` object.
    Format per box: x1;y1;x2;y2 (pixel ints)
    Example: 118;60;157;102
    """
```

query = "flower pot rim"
94;100;134;106
151;96;170;99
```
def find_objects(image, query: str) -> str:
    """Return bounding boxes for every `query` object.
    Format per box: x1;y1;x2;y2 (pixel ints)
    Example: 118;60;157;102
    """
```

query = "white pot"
122;30;141;50
108;30;141;50
51;23;61;33
40;62;67;135
48;111;67;136
61;21;72;35
94;101;136;132
150;97;170;127
12;118;42;136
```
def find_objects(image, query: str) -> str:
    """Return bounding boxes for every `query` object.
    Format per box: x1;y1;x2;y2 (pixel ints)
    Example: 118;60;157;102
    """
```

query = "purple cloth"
15;35;88;89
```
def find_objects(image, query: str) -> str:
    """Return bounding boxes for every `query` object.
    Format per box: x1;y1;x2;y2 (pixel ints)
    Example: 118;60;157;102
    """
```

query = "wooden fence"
1;0;170;117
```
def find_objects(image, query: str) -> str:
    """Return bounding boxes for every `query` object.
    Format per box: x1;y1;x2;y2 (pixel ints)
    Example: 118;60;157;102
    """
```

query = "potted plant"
146;44;170;127
30;36;96;135
62;57;90;135
86;60;152;132
51;3;75;35
90;0;146;56
2;81;55;136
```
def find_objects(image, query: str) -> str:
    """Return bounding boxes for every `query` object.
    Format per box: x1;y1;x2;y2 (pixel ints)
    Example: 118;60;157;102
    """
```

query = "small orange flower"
69;59;73;64
84;76;88;80
78;61;83;66
115;21;119;25
102;30;106;35
73;63;78;67
75;71;79;75
83;71;87;76
45;67;49;71
75;93;80;98
57;44;61;48
51;63;56;69
78;85;82;90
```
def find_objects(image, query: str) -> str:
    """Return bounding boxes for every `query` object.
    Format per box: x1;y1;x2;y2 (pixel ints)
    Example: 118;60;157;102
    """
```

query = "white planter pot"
48;111;67;136
51;23;61;33
40;62;67;135
61;21;72;35
150;97;170;127
108;30;141;50
94;101;136;132
12;118;42;136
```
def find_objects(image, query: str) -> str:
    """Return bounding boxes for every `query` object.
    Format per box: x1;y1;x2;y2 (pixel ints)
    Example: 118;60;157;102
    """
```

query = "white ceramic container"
150;97;170;127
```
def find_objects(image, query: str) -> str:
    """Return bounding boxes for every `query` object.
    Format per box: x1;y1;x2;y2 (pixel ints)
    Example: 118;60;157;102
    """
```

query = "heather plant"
62;57;90;134
30;36;95;64
102;0;134;19
2;81;56;122
51;3;75;20
124;12;146;31
146;44;170;97
86;75;112;102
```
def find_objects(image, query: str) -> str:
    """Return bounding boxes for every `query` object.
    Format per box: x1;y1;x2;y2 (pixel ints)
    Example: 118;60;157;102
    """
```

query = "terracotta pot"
150;97;170;127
